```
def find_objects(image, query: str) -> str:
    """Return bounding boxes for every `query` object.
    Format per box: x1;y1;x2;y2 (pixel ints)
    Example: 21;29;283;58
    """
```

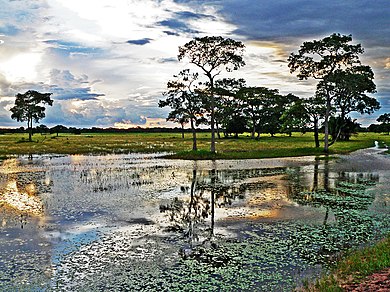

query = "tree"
178;36;245;153
377;113;390;135
280;97;309;134
159;69;205;151
214;78;246;138
320;65;379;143
288;33;372;152
10;90;53;142
50;125;68;137
238;87;280;139
36;124;49;135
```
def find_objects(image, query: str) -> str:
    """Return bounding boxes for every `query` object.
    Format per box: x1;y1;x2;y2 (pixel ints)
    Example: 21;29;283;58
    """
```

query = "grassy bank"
0;132;388;159
302;233;390;291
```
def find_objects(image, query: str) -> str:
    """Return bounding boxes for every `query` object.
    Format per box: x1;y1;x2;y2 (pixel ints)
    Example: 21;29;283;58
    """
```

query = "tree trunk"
323;92;331;153
314;117;320;148
251;119;256;139
181;122;185;139
28;118;32;142
216;122;221;139
190;119;197;151
210;77;216;153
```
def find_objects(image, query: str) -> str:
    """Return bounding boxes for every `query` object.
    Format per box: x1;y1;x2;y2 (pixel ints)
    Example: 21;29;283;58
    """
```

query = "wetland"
0;146;389;291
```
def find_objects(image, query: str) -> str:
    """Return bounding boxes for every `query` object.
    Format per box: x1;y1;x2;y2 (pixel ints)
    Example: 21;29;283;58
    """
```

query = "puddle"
0;151;389;291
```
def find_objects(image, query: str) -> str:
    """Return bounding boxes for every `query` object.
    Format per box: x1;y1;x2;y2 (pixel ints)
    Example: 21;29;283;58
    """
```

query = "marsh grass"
303;233;390;291
0;132;388;159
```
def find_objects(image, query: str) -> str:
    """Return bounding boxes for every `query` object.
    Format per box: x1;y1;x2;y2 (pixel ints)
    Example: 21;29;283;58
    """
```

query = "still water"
0;148;389;291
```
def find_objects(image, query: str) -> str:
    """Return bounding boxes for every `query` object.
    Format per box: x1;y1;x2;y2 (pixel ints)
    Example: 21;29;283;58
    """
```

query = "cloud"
48;69;105;101
0;25;20;36
44;40;103;55
192;0;389;44
0;0;389;129
158;19;199;34
163;30;179;36
126;38;153;45
114;117;178;128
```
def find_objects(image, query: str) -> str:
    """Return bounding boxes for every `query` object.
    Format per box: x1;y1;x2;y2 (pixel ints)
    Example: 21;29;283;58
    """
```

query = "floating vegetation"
0;152;389;291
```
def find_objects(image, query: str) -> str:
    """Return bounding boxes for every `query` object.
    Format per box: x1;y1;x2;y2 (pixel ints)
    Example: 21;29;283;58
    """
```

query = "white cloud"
0;52;42;82
0;0;388;128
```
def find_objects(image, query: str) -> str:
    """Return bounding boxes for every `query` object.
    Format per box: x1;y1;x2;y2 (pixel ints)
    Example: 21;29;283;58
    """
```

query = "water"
0;149;389;291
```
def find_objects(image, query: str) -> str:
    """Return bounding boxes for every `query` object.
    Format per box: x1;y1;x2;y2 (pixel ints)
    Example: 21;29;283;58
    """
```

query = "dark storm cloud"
173;0;390;45
175;10;216;20
126;38;153;45
163;30;179;36
157;9;217;34
158;19;199;34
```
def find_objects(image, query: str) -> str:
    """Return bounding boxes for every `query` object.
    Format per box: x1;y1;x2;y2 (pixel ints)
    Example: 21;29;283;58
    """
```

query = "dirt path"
342;268;390;291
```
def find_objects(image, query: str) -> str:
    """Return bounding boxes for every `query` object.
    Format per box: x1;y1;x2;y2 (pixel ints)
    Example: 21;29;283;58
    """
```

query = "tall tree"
178;36;245;153
10;90;53;142
319;65;379;143
159;69;205;151
288;33;369;152
214;78;246;138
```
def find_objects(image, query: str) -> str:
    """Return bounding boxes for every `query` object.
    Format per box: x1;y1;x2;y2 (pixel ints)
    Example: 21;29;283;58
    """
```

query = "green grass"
0;132;389;159
302;233;390;291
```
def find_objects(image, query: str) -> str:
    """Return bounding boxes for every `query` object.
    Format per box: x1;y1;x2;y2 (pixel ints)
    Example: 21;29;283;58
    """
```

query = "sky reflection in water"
0;150;389;290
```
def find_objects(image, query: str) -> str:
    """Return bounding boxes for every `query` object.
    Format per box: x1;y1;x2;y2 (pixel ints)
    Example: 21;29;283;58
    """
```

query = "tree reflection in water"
287;157;381;263
160;161;282;261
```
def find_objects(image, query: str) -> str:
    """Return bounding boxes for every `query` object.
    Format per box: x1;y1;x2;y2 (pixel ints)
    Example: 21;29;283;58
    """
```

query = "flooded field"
0;148;389;291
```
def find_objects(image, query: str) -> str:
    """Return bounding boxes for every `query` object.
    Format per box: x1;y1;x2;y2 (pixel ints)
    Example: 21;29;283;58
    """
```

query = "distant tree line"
0;125;215;136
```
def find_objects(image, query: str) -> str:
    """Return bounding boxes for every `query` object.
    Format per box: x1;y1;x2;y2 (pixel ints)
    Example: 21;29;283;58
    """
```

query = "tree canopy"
288;33;379;151
159;69;205;150
178;36;245;152
10;90;53;142
377;113;390;135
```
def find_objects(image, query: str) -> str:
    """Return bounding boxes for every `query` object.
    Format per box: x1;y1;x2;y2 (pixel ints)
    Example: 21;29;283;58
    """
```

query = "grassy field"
0;131;389;159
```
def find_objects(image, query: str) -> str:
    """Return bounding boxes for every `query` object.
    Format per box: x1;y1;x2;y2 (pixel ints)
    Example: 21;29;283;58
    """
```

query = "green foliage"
178;36;245;75
288;33;379;152
376;113;390;134
10;90;53;142
160;69;206;150
178;36;246;153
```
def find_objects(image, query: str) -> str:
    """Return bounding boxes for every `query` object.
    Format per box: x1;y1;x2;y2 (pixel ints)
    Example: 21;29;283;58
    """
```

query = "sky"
0;0;389;128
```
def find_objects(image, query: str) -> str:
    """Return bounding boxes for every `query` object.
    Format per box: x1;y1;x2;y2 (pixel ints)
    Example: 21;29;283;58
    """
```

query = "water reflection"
0;152;388;291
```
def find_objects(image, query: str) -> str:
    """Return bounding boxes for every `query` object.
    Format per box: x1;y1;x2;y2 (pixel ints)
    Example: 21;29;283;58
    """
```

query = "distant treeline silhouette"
0;126;213;135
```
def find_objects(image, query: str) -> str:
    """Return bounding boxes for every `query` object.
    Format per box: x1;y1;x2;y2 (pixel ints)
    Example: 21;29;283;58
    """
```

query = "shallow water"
0;149;389;291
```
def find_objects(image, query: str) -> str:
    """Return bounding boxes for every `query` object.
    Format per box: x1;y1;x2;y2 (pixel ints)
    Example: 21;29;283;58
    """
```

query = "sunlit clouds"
0;0;389;128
